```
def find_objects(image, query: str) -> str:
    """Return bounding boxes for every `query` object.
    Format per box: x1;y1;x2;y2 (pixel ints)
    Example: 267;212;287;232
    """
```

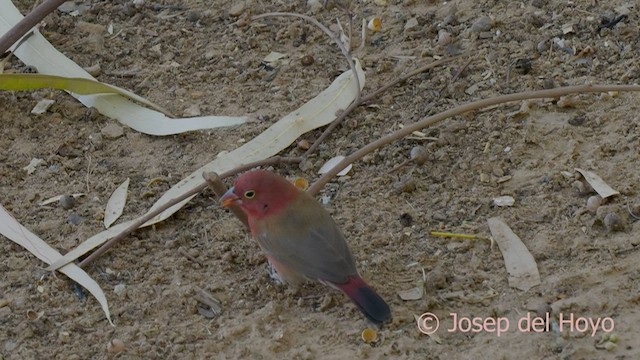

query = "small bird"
221;170;391;324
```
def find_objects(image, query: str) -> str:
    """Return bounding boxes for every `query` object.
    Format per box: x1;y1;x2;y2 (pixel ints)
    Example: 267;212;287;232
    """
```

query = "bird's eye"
244;190;256;199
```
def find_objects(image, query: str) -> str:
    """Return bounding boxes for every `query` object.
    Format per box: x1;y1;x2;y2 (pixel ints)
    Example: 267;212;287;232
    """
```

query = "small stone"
586;196;601;213
437;30;452;46
228;1;245;17
471;16;493;33
107;339;126;353
394;176;416;193
101;123;124;139
59;195;76;210
537;40;550;53
603;212;621;232
59;331;71;343
568;115;586;126
67;213;85;225
300;55;314;66
297;139;311;150
404;17;419;31
542;78;555;89
114;284;126;296
410;146;428;165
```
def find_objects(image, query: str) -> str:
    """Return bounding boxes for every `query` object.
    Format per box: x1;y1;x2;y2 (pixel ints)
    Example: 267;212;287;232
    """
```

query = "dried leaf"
487;217;540;291
47;59;365;271
0;204;113;325
30;98;55;114
104;178;129;228
318;155;352;176
575;168;619;199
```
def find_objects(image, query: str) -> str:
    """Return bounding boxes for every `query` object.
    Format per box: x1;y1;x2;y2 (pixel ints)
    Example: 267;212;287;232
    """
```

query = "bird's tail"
334;276;391;324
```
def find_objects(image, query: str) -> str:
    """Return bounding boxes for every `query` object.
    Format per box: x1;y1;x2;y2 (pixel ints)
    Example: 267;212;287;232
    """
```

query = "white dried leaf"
31;99;55;114
575;168;619;199
487;217;541;291
104;178;130;228
318;155;352;176
262;51;289;66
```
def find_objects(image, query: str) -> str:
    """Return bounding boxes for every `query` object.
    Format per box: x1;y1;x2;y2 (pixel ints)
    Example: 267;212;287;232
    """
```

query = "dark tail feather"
335;276;391;324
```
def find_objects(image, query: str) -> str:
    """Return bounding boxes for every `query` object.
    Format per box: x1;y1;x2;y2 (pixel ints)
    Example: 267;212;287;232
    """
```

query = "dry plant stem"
0;0;67;54
78;156;300;268
307;84;640;195
203;172;249;228
440;56;473;94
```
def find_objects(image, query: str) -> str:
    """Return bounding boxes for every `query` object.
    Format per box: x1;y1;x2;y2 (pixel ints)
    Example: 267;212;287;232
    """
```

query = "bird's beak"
220;187;240;207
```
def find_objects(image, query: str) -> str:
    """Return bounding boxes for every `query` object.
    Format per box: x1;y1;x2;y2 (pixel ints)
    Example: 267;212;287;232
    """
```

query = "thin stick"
440;56;472;94
0;0;67;54
307;84;640;195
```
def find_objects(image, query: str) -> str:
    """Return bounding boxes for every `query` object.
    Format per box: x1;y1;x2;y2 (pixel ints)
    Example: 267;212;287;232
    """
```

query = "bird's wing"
254;193;358;284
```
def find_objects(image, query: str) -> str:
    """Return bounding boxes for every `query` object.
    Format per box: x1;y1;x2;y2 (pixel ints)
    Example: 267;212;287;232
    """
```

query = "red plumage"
221;170;391;324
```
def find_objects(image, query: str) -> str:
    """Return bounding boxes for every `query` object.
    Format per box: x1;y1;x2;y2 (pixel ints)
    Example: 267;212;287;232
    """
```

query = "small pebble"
437;30;452;46
603;212;621;232
410;146;428;165
59;195;76;210
471;16;493;33
300;55;314;66
101;123;124;139
568;115;586;126
67;213;85;225
586;196;601;213
394;176;416;193
542;78;555;89
228;1;245;17
107;339;126;353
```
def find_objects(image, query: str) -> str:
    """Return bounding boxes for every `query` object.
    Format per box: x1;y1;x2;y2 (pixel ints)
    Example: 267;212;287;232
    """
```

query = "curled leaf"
575;168;619;199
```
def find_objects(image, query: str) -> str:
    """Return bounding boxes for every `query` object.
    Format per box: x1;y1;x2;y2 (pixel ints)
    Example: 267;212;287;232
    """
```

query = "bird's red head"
221;170;300;219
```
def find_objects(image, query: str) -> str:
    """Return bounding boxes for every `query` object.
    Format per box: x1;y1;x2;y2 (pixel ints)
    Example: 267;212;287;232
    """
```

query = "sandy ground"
1;0;640;358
